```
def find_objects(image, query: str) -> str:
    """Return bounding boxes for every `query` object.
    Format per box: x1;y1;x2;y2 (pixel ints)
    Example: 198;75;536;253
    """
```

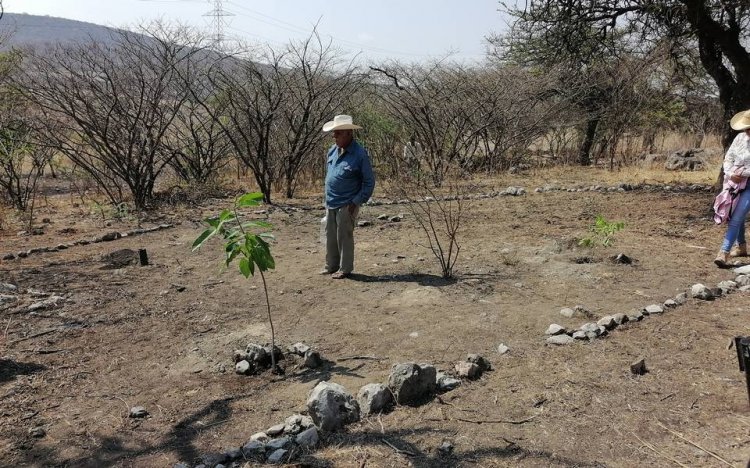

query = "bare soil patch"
1;169;749;467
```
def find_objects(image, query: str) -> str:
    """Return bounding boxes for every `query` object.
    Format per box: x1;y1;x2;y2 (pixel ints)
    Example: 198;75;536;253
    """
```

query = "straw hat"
730;109;750;131
322;115;362;132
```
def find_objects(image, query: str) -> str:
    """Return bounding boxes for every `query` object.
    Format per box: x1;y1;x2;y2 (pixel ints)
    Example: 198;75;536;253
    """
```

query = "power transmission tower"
203;0;234;50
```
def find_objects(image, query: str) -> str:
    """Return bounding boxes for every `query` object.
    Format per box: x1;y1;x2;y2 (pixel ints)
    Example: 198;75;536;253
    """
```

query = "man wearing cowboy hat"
320;114;375;279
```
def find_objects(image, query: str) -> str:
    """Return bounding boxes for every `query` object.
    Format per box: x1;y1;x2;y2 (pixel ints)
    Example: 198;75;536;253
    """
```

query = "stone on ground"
690;283;713;300
388;363;436;405
129;406;148;418
547;335;574;345
455;361;481;379
295;426;319;449
283;414;314;435
357;383;394;415
467;354;492;372
597;316;617;329
630;358;647;375
436;372;462;391
307;381;360;431
644;304;664;315
545;324;567;336
267;448;288;464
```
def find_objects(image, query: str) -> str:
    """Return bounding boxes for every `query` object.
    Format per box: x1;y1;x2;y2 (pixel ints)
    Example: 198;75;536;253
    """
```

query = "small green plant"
579;215;625;248
192;192;279;371
90;201;134;223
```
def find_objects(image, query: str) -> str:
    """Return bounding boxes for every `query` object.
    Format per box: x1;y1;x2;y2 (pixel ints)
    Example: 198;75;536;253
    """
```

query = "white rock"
497;343;510;355
597;316;617;330
644;304;664;315
690;283;713;300
612;313;628;325
572;330;588;340
547;335;574;345
545;324;567;336
235;360;251;375
559;307;575;318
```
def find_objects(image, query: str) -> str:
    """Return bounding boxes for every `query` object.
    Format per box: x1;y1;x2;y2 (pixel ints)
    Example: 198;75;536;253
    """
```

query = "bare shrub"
394;173;473;279
18;22;209;209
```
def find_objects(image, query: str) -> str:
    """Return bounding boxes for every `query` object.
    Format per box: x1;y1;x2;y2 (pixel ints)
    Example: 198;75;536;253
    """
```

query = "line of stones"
545;274;750;345
181;356;492;467
0;224;174;262
362;182;713;207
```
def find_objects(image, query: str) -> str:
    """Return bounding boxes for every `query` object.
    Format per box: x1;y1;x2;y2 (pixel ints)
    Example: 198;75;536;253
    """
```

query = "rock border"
1;224;174;262
545;274;750;345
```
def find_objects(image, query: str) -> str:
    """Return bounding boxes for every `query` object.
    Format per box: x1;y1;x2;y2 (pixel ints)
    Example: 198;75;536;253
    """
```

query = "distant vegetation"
0;6;743;221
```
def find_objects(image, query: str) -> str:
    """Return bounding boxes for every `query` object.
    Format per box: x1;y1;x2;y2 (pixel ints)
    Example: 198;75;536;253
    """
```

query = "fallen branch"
9;327;61;345
20;348;67;354
382;439;416;457
338;355;386;362
454;414;536;425
656;421;732;466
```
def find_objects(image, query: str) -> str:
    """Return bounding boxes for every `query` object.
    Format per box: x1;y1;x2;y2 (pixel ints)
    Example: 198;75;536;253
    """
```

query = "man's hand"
347;203;357;216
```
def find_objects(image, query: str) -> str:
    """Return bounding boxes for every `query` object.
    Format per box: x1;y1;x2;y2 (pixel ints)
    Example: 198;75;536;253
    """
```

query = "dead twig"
436;395;478;413
632;432;689;467
659;393;675;402
9;327;61;345
20;348;67;354
382;439;416;457
337;355;386;362
454;414;536;425
20;410;38;420
656;421;733;466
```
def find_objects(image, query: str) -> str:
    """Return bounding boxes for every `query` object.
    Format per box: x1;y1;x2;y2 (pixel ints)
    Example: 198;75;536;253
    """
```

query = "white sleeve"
724;135;741;174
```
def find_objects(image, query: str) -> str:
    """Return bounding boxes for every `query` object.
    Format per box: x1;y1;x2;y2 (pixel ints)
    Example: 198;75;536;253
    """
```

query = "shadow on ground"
0;359;47;384
348;273;456;287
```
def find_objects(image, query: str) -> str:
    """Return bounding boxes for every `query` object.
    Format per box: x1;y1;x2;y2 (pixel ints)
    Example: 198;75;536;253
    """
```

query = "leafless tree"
194;45;286;203
17;22;208;209
469;65;558;172
165;93;233;184
273;31;365;198
370;61;498;186
0;49;51;225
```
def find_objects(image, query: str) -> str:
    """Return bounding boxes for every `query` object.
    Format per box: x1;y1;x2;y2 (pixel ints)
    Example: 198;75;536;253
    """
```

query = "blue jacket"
324;140;375;209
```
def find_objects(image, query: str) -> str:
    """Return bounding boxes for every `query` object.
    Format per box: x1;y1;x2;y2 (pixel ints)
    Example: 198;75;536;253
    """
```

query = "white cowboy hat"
322;114;362;132
730;110;750;131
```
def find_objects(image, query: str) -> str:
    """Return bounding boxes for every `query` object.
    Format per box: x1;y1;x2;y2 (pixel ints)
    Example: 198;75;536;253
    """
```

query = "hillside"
0;13;126;50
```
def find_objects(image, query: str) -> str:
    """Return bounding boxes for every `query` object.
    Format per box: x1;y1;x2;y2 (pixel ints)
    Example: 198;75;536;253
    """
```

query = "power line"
223;0;446;58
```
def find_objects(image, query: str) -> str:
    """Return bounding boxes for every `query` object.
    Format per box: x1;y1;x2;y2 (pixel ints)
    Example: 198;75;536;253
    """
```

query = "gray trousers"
325;205;358;274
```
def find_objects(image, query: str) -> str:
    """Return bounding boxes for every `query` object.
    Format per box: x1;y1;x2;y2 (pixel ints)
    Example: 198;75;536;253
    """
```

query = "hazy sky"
5;0;511;62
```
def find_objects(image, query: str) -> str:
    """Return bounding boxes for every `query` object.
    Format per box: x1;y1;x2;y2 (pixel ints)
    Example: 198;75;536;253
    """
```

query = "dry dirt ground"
2;165;750;468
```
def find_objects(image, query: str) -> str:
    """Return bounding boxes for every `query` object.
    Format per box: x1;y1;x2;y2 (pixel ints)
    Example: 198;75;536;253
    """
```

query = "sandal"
331;271;350;279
